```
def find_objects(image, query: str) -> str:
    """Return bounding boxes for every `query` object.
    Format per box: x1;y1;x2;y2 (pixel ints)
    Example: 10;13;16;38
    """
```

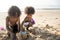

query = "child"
21;6;35;32
6;6;21;40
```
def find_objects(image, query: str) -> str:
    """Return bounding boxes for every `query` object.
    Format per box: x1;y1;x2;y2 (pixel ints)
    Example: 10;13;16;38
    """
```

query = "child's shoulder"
6;16;10;21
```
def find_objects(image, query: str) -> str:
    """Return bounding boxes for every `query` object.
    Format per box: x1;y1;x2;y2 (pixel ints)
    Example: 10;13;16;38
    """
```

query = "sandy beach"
0;10;60;29
0;10;60;40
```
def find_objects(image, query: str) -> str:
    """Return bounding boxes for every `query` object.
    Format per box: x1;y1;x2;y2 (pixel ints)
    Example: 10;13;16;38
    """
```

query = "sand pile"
28;24;60;40
0;25;60;40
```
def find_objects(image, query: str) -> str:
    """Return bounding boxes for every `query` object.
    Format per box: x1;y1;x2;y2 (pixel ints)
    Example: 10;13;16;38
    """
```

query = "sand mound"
0;25;60;40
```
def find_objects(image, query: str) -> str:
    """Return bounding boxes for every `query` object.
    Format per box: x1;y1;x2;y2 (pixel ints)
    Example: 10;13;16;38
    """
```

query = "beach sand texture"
0;10;60;40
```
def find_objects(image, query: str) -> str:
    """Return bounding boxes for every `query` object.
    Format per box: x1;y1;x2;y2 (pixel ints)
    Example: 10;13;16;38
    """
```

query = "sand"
0;10;60;29
0;10;60;40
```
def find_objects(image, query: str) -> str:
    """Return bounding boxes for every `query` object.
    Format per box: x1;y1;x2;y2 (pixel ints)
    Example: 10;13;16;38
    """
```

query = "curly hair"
25;6;35;14
8;6;21;17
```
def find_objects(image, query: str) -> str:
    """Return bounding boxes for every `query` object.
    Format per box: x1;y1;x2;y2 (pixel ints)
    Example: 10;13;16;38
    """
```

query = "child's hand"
8;28;13;32
29;22;33;26
23;22;29;26
6;29;12;33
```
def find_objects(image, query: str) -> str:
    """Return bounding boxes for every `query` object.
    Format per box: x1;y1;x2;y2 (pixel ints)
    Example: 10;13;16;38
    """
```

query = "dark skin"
6;16;20;32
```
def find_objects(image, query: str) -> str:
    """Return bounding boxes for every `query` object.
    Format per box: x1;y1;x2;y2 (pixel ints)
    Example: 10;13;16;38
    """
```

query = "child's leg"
10;33;17;40
7;31;12;39
26;26;31;32
26;26;29;31
7;32;10;38
7;31;13;40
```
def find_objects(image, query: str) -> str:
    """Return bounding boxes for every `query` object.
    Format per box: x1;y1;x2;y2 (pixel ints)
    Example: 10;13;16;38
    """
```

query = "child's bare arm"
6;17;12;31
21;17;27;26
17;17;20;32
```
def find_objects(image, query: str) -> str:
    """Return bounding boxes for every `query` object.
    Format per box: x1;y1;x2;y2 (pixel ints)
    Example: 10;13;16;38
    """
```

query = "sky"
0;0;60;12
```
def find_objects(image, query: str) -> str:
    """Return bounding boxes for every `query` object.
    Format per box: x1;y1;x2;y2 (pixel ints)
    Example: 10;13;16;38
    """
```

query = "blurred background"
0;0;60;29
0;0;60;12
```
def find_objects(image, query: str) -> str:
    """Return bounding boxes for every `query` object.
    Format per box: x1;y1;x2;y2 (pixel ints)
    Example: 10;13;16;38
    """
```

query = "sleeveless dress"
10;23;18;33
8;17;19;33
